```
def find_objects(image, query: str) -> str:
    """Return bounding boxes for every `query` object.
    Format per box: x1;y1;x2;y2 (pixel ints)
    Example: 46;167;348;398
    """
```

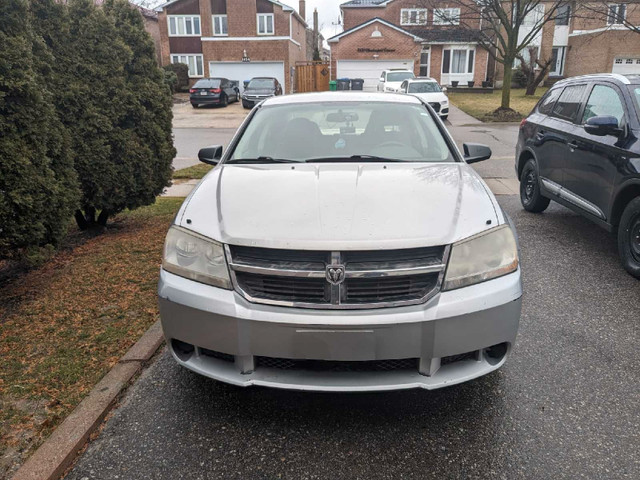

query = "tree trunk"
74;210;88;230
97;209;109;227
525;83;537;96
84;206;96;224
501;58;514;110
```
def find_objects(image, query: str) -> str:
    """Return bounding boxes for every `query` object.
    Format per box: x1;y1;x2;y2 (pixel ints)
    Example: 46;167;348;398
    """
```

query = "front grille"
256;356;418;372
428;102;441;113
227;245;448;309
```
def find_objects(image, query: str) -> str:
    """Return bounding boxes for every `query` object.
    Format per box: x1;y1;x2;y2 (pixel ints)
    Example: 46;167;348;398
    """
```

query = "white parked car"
159;92;522;392
400;77;450;120
377;69;415;93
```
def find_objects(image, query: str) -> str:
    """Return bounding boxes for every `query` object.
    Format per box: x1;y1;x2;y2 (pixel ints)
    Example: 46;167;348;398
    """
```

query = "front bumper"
159;267;522;391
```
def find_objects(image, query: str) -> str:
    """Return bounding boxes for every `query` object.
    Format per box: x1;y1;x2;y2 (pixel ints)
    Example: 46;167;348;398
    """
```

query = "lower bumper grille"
256;356;418;372
428;102;441;113
228;245;448;309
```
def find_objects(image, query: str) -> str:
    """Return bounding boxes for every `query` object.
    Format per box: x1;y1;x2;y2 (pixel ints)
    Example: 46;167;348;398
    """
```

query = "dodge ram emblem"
326;265;345;285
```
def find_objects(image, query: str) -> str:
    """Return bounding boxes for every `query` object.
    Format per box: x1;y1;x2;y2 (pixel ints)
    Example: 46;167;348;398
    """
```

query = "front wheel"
520;159;550;213
191;103;199;109
440;115;448;121
617;196;640;278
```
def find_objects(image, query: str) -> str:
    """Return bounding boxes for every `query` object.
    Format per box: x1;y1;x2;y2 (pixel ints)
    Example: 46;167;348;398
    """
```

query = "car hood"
178;163;500;250
412;92;448;103
385;81;405;90
244;89;275;96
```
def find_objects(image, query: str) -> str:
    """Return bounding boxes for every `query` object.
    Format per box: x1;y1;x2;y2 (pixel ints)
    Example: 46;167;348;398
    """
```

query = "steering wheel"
376;141;406;149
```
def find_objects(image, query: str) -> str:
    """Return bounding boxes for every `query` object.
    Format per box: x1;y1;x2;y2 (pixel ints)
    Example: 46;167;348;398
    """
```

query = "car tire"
242;101;250;109
191;103;198;109
617;196;640;278
440;115;448;121
519;159;550;213
220;94;228;107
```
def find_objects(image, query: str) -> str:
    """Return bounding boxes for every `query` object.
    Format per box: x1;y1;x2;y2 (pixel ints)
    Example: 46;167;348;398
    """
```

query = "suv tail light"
210;88;221;93
189;88;196;93
520;118;528;129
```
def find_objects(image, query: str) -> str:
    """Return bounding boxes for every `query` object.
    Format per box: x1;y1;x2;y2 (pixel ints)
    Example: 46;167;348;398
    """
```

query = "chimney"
299;0;306;22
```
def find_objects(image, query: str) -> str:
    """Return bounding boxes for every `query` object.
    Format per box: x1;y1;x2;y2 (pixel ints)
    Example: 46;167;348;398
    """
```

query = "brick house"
329;0;490;90
155;0;310;92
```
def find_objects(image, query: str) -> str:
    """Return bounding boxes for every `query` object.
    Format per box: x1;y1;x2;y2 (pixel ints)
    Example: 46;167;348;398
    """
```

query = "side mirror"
463;143;492;164
198;145;223;165
584;115;622;136
380;77;384;82
442;86;448;95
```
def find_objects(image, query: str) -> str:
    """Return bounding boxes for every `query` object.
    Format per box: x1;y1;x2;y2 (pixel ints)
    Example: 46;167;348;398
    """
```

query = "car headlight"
443;225;518;291
441;100;449;106
162;226;231;289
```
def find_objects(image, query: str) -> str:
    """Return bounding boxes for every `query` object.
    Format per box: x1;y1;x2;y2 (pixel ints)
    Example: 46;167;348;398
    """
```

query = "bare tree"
574;1;640;35
420;0;570;110
516;46;552;95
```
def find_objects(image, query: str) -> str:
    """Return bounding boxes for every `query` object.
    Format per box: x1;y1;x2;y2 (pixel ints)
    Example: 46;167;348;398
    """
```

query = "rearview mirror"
463;143;492;164
198;145;223;165
584;115;622;136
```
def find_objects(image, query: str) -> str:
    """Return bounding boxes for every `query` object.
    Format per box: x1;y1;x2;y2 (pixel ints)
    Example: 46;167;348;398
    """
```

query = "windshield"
387;72;415;82
248;78;275;89
193;79;221;88
408;82;441;93
229;102;455;163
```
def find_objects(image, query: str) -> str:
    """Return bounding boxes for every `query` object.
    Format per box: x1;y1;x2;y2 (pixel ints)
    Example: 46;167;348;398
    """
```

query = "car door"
563;82;629;220
222;79;231;98
535;84;588;189
378;72;385;92
400;80;408;93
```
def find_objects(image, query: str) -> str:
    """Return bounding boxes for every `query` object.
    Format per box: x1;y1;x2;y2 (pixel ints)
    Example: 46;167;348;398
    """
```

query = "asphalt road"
65;195;640;480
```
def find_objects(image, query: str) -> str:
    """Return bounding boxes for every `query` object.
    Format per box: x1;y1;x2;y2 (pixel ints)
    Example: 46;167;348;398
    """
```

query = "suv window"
581;84;625;124
552;84;587;121
537;88;562;115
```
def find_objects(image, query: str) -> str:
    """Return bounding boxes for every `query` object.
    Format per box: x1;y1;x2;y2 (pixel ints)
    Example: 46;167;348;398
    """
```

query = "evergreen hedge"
0;0;79;256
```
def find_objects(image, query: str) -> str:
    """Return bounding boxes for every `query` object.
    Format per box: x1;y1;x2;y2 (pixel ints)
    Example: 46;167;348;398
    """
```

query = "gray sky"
279;0;344;44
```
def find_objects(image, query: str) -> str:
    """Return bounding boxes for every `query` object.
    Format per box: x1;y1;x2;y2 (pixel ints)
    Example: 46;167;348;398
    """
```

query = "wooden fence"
295;62;330;93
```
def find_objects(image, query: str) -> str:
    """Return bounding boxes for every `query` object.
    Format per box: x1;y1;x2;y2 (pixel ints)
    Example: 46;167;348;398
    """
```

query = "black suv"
242;77;283;109
516;74;640;278
189;78;239;108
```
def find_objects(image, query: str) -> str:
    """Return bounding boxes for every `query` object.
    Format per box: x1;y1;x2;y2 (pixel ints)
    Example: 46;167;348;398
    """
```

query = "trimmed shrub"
163;63;190;92
163;69;178;93
0;0;79;255
512;68;528;88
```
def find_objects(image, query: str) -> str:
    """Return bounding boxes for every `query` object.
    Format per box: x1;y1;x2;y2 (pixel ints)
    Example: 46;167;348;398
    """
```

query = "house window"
257;13;274;35
433;8;460;25
420;48;430;76
443;48;474;74
168;16;201;36
400;9;427;26
555;4;570;26
213;15;228;36
615;58;623;64
171;54;204;78
607;4;626;25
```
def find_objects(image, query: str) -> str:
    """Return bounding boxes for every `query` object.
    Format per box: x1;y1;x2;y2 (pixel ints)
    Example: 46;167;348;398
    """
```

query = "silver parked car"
159;92;522;392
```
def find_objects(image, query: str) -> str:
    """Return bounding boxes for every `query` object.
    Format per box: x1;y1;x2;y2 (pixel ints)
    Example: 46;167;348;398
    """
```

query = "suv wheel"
617;196;640;278
220;94;228;107
520;159;550;213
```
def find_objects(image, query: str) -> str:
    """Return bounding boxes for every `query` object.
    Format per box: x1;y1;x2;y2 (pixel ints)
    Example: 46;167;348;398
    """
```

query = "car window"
408;82;442;93
386;72;415;82
248;79;275;89
552;84;586;121
229;102;455;163
581;84;625;124
193;79;221;88
537;88;562;115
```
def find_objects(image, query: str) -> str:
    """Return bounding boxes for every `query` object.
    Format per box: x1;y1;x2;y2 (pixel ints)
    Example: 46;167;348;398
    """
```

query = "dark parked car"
189;78;239;108
516;73;640;278
242;77;282;109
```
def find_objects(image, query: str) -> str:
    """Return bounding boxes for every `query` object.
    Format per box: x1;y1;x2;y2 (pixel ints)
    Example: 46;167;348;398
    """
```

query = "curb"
11;321;165;480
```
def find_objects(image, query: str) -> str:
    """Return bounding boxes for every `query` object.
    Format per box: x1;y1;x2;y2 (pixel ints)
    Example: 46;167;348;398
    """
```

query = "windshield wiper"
305;155;404;163
226;157;298;164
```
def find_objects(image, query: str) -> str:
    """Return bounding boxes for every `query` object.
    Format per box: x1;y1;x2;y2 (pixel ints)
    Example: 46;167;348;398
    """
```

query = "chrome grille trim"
225;245;450;310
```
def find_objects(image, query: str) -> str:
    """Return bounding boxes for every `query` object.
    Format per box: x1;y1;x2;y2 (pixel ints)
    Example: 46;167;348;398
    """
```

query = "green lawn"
0;198;183;477
448;87;547;122
172;163;213;180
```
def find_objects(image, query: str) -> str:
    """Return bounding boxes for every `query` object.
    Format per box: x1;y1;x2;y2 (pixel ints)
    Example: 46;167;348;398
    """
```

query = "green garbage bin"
329;80;337;91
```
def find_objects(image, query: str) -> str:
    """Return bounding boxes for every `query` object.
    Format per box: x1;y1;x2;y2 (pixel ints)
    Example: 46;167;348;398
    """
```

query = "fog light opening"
484;342;509;365
172;339;195;361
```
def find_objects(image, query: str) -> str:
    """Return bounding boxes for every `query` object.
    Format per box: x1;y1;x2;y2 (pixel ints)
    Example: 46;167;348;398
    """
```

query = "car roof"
262;92;424;106
407;77;438;83
553;73;638;87
383;69;413;73
250;77;277;80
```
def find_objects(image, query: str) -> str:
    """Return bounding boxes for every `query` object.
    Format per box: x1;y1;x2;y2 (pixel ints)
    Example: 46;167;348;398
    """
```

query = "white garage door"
612;57;640;75
209;62;286;93
337;60;414;91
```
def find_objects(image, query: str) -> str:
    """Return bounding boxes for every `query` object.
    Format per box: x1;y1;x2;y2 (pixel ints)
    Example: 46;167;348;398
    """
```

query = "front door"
564;83;627;220
549;47;565;76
